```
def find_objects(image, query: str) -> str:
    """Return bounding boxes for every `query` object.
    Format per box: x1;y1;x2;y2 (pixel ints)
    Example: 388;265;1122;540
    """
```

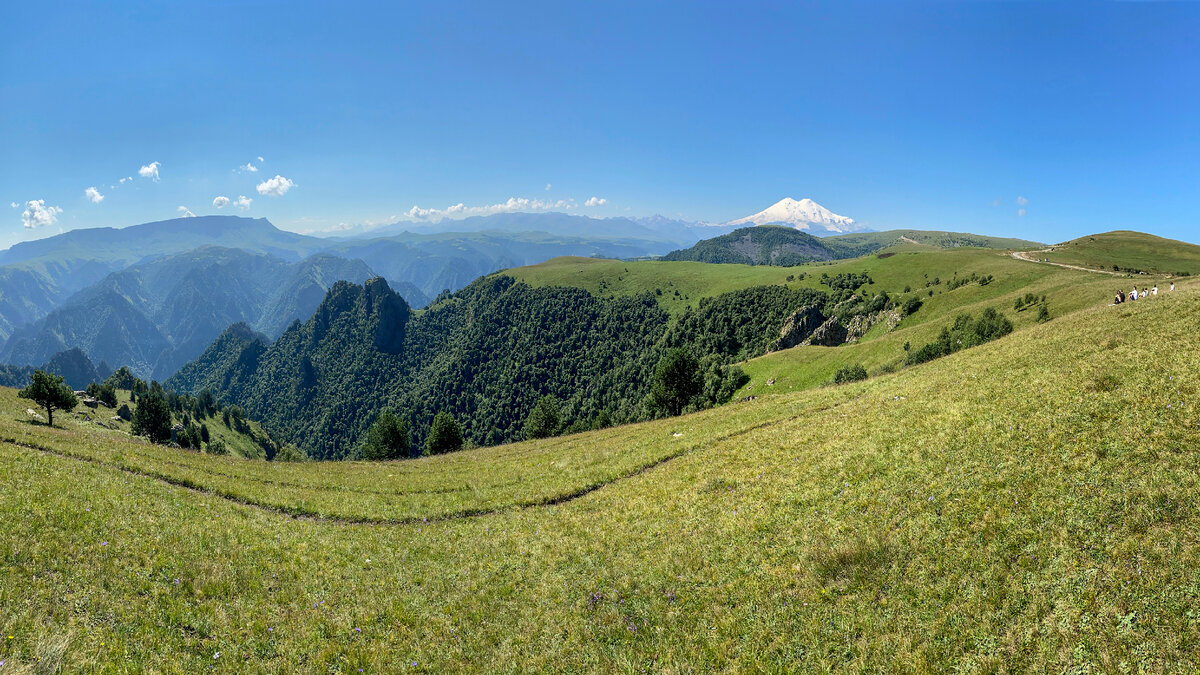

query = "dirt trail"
1010;249;1126;276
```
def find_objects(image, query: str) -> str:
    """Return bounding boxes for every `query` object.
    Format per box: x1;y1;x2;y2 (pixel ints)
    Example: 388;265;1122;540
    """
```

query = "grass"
825;228;1043;251
735;249;1140;395
2;279;1199;671
506;245;1072;315
1043;230;1200;276
41;388;277;460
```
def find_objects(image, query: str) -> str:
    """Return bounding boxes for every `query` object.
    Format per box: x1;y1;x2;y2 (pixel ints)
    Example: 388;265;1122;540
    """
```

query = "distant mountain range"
0;209;1043;383
0;213;735;379
0;248;375;380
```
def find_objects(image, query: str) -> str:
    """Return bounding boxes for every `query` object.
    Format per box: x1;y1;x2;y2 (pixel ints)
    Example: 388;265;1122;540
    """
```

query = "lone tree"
426;411;463;455
523;395;562;440
18;370;78;427
362;410;411;460
648;348;702;417
131;391;173;444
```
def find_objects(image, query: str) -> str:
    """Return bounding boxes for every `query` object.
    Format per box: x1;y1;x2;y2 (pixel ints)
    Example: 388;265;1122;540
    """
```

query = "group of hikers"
1114;281;1174;304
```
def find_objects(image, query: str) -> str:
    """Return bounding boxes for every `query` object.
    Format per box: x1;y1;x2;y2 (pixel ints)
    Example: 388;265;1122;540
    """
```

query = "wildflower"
354;627;361;633
214;651;220;659
101;541;108;546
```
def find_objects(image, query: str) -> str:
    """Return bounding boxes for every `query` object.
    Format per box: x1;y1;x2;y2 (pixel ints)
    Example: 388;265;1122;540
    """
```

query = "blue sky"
2;1;1197;248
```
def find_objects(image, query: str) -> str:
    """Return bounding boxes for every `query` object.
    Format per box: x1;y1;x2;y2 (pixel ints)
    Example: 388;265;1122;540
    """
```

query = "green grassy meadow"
2;265;1199;671
1043;230;1200;276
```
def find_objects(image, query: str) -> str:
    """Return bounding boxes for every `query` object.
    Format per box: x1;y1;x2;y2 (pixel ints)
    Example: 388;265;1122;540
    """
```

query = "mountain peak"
726;198;868;235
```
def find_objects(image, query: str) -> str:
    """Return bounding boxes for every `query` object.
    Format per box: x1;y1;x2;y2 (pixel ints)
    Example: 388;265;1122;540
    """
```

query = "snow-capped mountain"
726;198;869;235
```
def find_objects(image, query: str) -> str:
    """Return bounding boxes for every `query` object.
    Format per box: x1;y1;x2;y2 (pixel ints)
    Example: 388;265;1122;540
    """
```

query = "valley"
1;262;1196;670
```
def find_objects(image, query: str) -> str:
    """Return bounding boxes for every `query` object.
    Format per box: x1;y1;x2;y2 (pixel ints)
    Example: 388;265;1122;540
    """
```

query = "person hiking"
1117;289;1125;303
1130;286;1139;300
1171;281;1176;292
1152;284;1158;296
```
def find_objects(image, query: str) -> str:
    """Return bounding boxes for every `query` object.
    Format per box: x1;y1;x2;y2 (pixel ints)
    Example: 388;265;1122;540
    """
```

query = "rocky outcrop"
844;309;904;344
802;317;848;346
770;304;825;351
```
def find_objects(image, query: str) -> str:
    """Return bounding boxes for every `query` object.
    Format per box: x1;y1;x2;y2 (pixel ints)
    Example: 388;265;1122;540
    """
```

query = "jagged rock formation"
803;317;848;346
770;304;825;351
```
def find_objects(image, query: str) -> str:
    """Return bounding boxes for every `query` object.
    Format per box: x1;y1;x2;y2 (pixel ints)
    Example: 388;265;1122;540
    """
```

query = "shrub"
177;422;204;450
905;308;1014;366
832;364;869;384
902;296;923;316
1036;303;1051;323
205;439;229;456
274;444;309;462
116;404;132;421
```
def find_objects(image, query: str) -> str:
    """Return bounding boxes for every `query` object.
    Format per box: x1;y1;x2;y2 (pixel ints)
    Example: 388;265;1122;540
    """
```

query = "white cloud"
257;156;264;163
139;161;161;181
21;200;63;229
238;162;258;173
85;187;104;204
213;196;231;208
177;206;196;218
405;196;575;221
1017;208;1027;217
9;202;18;208
119;176;132;184
584;196;607;207
545;183;552;191
1016;196;1029;206
256;174;295;197
234;195;253;210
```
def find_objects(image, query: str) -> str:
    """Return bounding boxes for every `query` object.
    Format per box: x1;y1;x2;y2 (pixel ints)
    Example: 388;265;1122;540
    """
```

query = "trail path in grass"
1011;248;1128;276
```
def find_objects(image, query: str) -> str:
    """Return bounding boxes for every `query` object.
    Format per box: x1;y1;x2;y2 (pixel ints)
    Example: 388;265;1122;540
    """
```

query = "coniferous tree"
426;411;463;455
361;410;411;460
647;348;701;417
523;395;562;440
18;370;78;427
132;391;173;444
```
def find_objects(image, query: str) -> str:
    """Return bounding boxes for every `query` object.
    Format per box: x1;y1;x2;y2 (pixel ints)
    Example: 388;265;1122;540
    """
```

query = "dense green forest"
170;274;894;459
661;225;838;265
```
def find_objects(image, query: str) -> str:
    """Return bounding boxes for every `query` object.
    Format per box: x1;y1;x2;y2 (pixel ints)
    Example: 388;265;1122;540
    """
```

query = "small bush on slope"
905;307;1013;366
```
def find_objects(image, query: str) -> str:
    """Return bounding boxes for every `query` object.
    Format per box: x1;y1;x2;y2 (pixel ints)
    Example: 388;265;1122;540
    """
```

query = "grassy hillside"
16;385;278;460
2;283;1199;670
503;256;803;314
1042;230;1200;276
825;229;1043;255
510;245;1092;316
735;247;1156;395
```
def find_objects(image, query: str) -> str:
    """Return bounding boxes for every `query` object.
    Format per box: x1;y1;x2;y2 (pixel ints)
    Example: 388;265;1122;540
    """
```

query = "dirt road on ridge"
1010;249;1127;276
